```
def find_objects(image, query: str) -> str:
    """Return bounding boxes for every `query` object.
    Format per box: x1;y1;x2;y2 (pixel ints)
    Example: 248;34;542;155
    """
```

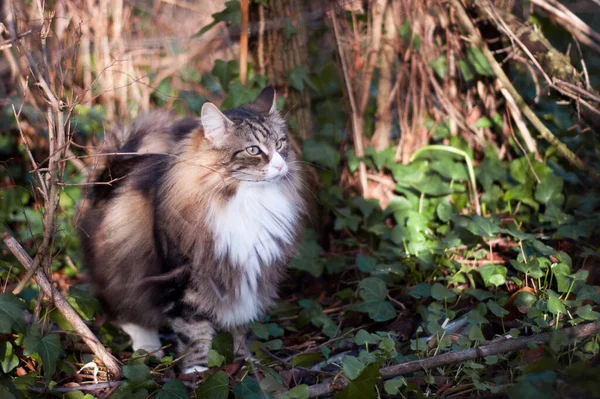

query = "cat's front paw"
182;365;208;375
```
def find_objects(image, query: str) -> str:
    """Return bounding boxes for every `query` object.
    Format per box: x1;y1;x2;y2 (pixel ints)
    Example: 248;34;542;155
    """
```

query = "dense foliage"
1;0;600;398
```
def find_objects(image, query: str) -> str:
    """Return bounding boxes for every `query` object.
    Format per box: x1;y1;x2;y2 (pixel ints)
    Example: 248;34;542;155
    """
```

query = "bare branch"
3;233;122;379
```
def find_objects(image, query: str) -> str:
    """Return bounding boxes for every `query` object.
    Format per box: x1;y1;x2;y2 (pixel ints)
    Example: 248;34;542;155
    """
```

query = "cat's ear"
201;102;233;144
252;85;277;115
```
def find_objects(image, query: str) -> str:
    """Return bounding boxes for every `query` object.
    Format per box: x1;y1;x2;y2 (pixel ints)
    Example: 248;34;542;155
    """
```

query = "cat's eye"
246;146;262;155
276;139;285;150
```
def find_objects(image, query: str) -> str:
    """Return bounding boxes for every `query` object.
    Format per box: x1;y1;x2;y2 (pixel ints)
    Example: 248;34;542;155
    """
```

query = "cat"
79;86;305;373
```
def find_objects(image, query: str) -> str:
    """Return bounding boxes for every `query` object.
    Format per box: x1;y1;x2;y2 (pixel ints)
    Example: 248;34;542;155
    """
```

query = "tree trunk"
266;0;313;140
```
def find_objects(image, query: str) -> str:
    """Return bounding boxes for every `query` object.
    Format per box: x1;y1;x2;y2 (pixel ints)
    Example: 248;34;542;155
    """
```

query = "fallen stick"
3;232;122;379
307;321;600;397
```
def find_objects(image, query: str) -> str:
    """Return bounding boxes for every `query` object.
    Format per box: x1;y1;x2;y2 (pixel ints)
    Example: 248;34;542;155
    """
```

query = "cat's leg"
119;323;164;359
230;326;251;360
171;317;215;374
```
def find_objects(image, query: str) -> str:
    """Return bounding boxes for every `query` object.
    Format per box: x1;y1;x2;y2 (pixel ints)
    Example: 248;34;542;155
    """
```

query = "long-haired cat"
79;87;305;373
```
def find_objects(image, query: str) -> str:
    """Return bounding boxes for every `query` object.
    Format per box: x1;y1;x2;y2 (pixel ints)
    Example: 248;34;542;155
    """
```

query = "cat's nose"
273;163;283;171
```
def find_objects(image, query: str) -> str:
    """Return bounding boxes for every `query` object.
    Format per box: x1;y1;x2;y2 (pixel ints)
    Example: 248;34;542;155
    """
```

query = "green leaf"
335;364;379;399
122;364;153;390
354;330;379;346
248;323;269;340
468;215;503;238
208;349;225;367
23;327;63;381
289;231;324;277
342;356;365;380
233;377;269;399
359;277;388;301
303;139;340;172
287;66;316;92
458;59;475;82
478;264;507;287
351;300;396;322
547;296;566;315
468;324;486;341
464;288;494;301
280;385;309;399
379;338;396;353
474;117;492;129
487;300;509;318
211;60;238;91
410;283;431;298
156;380;189;399
466;46;495;76
357;255;377;273
0;293;26;333
535;175;564;206
436;198;454;222
429;55;447;79
212;332;234;364
576;305;600;321
430;283;457;301
0;342;19;373
196;370;229;399
384;377;407;394
67;286;101;321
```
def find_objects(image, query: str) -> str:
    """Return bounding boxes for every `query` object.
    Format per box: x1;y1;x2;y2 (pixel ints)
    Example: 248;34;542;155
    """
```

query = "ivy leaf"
23;327;63;381
354;330;379;345
196;370;229;399
535;175;564;206
0;341;19;374
341;356;365;380
233;377;270;399
458;59;475;82
0;293;26;333
156;380;189;399
303;139;340;172
359;277;388;301
357;255;377;273
335;364;379;399
410;283;431;298
207;349;225;368
468;216;503;238
429;55;447;79
430;283;457;301
576;305;600;321
280;385;309;399
436;198;454;223
67;286;101;321
211;60;238;92
478;264;507;287
466;46;495;76
468;324;486;341
547;296;566;315
464;288;494;301
351;301;396;322
248;323;269;340
289;231;324;277
384;377;407;394
287;66;317;92
212;332;234;364
487;300;509;318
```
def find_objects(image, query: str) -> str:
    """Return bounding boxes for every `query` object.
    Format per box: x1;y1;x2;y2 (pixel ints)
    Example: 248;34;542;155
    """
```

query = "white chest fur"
209;182;297;326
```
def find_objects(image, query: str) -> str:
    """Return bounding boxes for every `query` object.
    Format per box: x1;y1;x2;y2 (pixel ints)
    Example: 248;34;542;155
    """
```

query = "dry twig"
3;233;122;379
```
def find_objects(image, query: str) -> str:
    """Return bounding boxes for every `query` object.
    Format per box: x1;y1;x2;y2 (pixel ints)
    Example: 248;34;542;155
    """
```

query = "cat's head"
200;86;294;183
